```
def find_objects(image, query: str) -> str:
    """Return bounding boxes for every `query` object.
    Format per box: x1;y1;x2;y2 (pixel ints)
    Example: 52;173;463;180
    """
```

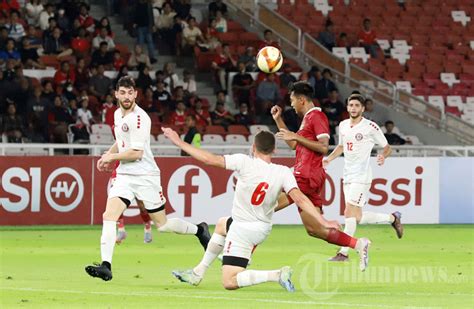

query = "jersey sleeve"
223;153;248;172
282;167;298;194
130;113;150;150
312;112;330;140
338;123;344;145
370;122;388;147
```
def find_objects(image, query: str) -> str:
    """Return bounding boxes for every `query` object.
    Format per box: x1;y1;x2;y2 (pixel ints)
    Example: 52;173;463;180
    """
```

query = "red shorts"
289;174;325;213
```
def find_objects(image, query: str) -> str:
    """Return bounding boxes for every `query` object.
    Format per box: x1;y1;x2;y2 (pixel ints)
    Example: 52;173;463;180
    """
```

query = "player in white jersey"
85;77;211;281
324;93;403;262
163;127;371;291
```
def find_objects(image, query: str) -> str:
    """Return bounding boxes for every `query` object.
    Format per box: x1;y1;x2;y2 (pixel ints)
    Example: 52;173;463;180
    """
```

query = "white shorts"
343;182;371;207
108;174;166;211
223;221;272;265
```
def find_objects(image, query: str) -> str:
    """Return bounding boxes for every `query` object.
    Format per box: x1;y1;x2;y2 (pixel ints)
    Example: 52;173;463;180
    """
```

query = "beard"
350;112;362;119
119;99;133;110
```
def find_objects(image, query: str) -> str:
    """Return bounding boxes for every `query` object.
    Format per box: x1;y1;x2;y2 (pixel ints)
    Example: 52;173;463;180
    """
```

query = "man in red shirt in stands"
169;101;188;128
358;18;378;58
101;94;117;128
271;82;370;269
258;29;280;50
53;61;76;87
192;99;211;128
211;43;236;91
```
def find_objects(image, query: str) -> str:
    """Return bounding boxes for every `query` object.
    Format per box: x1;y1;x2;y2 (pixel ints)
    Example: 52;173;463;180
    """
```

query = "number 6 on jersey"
251;182;269;206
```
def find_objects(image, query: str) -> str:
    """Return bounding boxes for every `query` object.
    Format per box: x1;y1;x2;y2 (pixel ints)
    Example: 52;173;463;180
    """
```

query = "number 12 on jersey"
251;182;269;206
347;142;353;151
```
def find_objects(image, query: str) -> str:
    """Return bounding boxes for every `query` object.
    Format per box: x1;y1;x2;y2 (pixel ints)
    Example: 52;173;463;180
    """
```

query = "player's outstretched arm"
271;105;296;149
162;127;225;168
278;131;329;154
102;148;144;163
288;188;341;230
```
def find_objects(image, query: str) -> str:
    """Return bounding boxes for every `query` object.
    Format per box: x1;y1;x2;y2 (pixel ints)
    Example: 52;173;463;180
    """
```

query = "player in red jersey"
271;82;369;264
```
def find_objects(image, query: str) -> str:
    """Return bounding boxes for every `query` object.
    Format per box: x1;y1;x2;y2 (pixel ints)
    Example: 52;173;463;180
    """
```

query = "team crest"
355;133;363;141
122;123;129;132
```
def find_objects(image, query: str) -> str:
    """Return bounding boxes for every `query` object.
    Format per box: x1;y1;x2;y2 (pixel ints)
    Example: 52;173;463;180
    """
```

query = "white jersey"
114;105;160;176
224;154;298;224
338;118;388;184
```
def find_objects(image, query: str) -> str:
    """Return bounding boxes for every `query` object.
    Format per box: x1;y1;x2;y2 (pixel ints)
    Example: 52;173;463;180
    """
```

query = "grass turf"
1;225;473;308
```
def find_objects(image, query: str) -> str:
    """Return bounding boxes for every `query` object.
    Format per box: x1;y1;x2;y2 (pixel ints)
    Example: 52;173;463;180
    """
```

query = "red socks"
117;217;125;229
326;228;357;249
140;209;151;229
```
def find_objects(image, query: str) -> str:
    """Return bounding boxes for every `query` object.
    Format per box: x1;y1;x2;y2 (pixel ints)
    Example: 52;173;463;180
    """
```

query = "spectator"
153;79;171;117
41;79;55;102
54;60;76;87
112;50;125;71
89;64;112;99
209;0;227;20
322;89;344;144
38;4;55;31
211;102;234;128
43;17;58;42
157;2;176;48
3;59;17;81
101;94;116;128
74;57;90;91
0;26;8;50
171;85;186;108
279;63;296;89
211;43;236;91
258;29;280;50
49;95;73;143
2;103;23;142
169;100;187;127
95;17;114;38
173;0;191;20
133;0;157;63
136;65;153;92
163;62;180;93
75;96;94;139
6;10;25;42
0;0;20;16
256;73;281;105
182;17;203;52
92;26;115;51
308;66;336;102
214;10;227;33
180;69;197;97
317;20;336;51
358;18;378;58
142;87;158;113
181;114;201;156
171;15;186;55
26;0;45;28
363;98;388;126
337;32;351;52
113;65;129;89
127;44;151;69
26;86;49;142
71;27;91;57
232;61;255;106
238;46;257;72
56;8;70;35
234;102;254;127
78;3;95;33
215;90;231;108
192;99;211;127
91;41;113;68
0;38;21;66
24;25;42;49
384;120;407;145
198;19;221;51
43;27;73;58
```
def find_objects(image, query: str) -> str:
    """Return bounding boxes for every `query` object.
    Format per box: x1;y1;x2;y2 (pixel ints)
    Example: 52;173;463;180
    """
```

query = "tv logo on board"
0;167;84;213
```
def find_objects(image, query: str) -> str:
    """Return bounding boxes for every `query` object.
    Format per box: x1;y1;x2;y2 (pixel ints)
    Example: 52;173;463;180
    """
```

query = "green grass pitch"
1;225;473;308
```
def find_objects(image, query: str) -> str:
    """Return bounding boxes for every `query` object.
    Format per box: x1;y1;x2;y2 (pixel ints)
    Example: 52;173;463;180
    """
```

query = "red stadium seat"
227;125;250;136
206;125;227;136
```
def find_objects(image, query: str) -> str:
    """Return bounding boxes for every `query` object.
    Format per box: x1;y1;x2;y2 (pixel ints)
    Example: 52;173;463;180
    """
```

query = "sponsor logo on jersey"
355;133;363;141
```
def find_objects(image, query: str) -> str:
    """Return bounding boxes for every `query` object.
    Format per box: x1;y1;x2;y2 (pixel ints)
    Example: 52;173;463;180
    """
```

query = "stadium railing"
1;143;473;157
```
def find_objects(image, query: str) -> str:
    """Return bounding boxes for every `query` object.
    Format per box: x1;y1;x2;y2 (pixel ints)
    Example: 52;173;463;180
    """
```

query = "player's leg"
116;214;127;244
221;222;294;292
85;196;129;281
138;203;152;243
172;216;230;286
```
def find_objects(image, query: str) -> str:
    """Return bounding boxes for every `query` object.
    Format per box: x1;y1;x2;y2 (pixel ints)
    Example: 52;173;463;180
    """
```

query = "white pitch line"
1;287;404;308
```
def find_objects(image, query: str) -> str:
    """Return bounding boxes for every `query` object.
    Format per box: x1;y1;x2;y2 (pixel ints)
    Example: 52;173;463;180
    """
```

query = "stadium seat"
91;124;113;135
350;47;370;63
451;10;471;26
249;125;270;135
202;134;226;145
332;47;350;62
396;81;412;93
404;135;423;145
225;134;248;145
227;125;250;136
90;134;115;145
157;134;174;145
440;73;460;88
428;96;445;113
390;48;410;65
206;125;227;136
447;96;464;112
376;39;390;51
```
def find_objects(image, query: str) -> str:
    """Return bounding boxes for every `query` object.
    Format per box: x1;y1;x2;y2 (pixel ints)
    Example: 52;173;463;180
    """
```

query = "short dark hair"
289;81;314;101
264;29;272;35
347;93;366;106
254;131;275;155
100;41;108;47
385;120;394;126
116;76;136;90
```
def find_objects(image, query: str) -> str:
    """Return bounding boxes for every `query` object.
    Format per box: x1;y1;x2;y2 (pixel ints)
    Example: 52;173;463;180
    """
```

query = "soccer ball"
256;46;283;73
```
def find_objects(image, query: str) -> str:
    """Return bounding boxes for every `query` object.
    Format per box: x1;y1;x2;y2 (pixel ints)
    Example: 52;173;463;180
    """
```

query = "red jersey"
294;107;330;180
170;111;187;127
358;30;377;45
102;103;117;129
53;69;76;86
193;109;211;127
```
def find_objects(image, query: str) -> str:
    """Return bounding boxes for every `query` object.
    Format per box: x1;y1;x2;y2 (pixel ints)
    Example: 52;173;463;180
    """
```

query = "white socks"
339;217;357;256
360;211;393;225
193;233;225;277
236;270;280;288
158;218;198;234
101;220;116;263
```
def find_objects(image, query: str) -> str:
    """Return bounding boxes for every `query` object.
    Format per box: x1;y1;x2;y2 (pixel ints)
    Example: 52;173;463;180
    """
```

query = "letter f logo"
178;169;199;217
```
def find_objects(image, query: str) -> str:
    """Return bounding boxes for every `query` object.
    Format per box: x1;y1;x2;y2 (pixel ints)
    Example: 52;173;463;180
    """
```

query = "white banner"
162;158;440;225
